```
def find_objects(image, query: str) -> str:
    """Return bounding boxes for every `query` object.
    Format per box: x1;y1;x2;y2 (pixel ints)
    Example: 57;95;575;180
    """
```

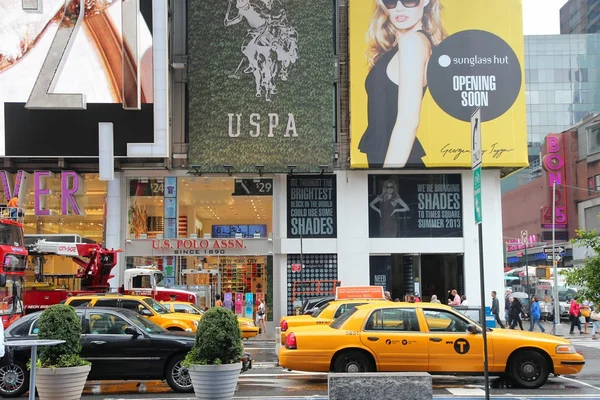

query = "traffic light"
535;267;550;278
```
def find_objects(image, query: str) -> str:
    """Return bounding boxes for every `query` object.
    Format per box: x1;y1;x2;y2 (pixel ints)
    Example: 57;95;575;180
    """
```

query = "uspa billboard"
349;0;527;169
188;0;335;173
0;0;168;158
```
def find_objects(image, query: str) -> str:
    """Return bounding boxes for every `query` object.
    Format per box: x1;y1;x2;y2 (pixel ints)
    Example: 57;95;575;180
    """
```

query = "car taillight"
285;332;297;349
281;320;288;331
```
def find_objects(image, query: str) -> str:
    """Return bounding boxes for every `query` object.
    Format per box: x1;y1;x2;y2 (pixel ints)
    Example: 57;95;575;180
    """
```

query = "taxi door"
360;307;428;371
422;308;493;373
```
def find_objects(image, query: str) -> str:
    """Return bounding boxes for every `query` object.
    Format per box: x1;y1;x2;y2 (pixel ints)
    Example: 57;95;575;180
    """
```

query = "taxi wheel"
508;350;549;389
334;351;373;373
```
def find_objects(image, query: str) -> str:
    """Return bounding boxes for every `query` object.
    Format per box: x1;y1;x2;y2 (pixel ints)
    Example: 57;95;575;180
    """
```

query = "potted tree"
184;306;244;400
35;304;91;400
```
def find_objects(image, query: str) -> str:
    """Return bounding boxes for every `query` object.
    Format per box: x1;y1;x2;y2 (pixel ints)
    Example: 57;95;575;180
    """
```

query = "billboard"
287;175;337;238
349;0;527;169
188;0;334;173
368;174;463;238
0;0;167;157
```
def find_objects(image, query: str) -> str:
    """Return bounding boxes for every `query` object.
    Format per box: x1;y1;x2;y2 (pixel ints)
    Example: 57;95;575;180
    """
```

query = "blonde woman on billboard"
358;0;445;168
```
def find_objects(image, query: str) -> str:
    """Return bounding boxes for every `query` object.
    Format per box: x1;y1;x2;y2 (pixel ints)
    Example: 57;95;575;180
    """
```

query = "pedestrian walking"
528;296;545;333
430;294;441;304
491;291;505;329
591;306;600;340
504;289;512;326
460;295;468;306
257;298;267;335
215;294;223;307
569;298;583;335
581;300;591;334
384;291;392;301
510;297;524;330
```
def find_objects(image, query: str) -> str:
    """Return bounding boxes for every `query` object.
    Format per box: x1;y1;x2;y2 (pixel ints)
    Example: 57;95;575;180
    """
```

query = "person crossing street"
491;291;505;329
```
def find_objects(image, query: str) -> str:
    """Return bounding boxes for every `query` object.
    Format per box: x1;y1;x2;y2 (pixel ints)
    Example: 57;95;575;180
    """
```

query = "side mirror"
124;326;140;337
467;324;482;334
139;308;153;317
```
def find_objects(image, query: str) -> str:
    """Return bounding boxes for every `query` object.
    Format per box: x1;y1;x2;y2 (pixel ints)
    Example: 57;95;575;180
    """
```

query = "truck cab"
123;266;198;305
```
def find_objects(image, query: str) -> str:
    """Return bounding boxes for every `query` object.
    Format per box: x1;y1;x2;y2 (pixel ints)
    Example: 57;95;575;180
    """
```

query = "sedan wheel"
334;351;372;373
0;360;29;398
166;356;193;393
509;350;549;389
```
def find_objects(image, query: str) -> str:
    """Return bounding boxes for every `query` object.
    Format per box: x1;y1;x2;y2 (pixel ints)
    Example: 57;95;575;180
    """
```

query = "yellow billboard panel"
349;0;527;169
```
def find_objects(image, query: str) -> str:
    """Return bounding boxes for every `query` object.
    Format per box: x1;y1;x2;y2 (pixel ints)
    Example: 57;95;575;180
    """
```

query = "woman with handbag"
591;306;600;340
582;300;592;334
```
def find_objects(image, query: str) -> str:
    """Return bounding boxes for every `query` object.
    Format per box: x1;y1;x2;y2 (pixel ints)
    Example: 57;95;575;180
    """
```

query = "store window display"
127;178;165;239
10;173;107;243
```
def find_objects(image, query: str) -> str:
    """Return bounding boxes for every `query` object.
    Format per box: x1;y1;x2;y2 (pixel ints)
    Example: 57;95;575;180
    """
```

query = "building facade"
0;0;527;323
503;33;600;193
560;0;600;34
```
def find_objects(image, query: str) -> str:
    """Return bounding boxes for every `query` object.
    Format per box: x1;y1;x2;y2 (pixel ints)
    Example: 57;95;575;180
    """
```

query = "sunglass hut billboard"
349;0;527;169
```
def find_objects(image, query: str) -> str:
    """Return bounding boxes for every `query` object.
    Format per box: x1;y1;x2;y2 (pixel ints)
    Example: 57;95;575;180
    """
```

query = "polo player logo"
224;0;299;102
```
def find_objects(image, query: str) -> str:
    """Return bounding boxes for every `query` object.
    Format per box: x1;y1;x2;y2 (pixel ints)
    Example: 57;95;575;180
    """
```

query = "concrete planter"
36;364;91;400
189;363;241;400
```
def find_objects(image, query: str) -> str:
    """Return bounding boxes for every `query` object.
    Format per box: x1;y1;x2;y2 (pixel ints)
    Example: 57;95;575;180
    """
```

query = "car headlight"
556;344;576;354
193;320;199;327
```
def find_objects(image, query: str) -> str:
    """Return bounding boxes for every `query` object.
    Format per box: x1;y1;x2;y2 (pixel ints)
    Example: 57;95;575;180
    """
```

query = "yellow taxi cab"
279;298;389;344
65;294;200;332
279;302;585;389
280;285;389;343
161;300;259;339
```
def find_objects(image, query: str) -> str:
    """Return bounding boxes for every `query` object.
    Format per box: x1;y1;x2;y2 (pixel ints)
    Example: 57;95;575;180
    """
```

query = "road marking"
559;376;600;392
446;388;486;396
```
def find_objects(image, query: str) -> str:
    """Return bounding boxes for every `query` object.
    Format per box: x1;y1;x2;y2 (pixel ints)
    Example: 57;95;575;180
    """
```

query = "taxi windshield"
311;302;329;318
330;307;358;329
144;297;170;314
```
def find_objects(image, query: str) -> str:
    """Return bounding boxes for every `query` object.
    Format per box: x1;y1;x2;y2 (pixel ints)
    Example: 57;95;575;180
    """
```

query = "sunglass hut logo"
427;30;522;123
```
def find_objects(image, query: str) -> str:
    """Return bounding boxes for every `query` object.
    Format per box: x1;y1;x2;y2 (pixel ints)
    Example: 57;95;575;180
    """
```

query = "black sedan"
0;307;251;397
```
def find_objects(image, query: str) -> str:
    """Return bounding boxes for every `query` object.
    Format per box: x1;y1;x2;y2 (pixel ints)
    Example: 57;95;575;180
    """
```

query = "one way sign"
544;246;565;254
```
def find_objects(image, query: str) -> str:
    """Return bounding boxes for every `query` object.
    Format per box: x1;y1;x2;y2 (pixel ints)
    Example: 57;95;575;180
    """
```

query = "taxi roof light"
285;332;297;349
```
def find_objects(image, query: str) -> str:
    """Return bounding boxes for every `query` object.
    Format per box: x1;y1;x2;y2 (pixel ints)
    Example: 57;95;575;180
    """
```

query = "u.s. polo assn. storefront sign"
125;238;273;257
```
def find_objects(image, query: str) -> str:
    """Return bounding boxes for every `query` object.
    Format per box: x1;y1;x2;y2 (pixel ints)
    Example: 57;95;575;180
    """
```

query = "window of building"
595;175;600;191
127;178;165;239
19;173;106;243
584;204;600;232
589;177;595;194
588;126;600;155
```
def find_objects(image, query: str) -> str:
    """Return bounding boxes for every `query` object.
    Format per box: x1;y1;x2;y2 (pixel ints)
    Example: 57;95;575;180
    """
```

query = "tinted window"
95;299;119;308
29;319;39;335
132;275;152;289
121;300;146;313
423;309;470;333
68;299;90;308
365;308;420;332
334;303;365;319
330;307;358;329
311;302;330;318
89;311;130;335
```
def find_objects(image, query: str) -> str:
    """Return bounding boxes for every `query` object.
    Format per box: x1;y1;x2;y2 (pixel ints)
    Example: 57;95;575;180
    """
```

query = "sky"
523;0;569;35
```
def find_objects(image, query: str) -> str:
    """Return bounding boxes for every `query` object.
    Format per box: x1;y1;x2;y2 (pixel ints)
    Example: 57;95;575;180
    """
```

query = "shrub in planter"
35;304;90;400
184;307;244;400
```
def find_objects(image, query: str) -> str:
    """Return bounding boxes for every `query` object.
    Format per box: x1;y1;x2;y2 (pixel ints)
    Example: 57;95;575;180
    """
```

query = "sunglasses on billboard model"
382;0;421;9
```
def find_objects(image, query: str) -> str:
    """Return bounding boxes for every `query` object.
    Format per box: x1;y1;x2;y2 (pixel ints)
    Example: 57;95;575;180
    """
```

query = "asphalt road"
72;332;600;400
